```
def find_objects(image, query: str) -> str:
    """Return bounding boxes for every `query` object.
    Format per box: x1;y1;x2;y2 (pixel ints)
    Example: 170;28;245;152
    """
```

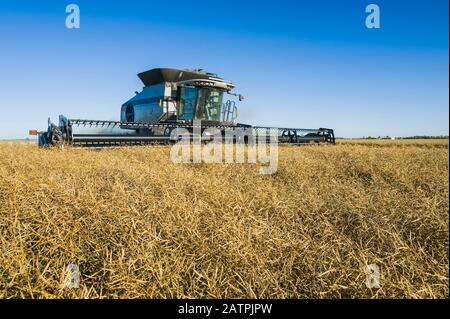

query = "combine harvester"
31;68;335;147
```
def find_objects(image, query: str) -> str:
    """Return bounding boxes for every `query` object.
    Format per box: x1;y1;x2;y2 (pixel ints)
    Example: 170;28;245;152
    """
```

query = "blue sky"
0;0;448;138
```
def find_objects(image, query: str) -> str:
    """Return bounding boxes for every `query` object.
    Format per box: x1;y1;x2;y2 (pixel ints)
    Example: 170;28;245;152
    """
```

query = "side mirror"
238;94;244;101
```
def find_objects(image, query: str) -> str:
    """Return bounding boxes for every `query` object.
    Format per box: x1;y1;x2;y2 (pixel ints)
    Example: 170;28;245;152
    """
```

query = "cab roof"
138;68;230;87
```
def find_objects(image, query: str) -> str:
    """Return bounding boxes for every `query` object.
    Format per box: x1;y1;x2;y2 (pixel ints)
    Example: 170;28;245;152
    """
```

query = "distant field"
0;140;448;298
338;139;449;148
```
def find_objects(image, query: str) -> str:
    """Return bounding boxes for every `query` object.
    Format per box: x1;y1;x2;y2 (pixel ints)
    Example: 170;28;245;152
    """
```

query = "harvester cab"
121;68;241;128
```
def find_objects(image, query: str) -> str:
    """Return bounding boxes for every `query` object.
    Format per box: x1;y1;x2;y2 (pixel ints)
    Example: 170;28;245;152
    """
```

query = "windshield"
178;87;198;121
195;88;224;121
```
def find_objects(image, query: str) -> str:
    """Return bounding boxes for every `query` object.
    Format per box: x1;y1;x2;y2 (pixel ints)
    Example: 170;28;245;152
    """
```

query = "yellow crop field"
0;140;448;298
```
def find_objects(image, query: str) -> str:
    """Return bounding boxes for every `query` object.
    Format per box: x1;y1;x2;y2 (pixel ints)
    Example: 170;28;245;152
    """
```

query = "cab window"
196;88;223;121
178;87;198;121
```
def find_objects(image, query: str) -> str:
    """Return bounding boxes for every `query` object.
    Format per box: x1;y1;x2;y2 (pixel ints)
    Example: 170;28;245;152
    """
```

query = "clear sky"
0;0;448;138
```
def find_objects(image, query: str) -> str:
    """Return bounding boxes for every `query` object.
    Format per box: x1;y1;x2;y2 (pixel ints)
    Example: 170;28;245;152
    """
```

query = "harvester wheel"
164;127;173;136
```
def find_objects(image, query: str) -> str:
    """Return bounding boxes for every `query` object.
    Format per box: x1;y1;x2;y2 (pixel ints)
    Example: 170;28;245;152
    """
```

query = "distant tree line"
360;136;449;140
335;136;449;140
398;136;449;140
